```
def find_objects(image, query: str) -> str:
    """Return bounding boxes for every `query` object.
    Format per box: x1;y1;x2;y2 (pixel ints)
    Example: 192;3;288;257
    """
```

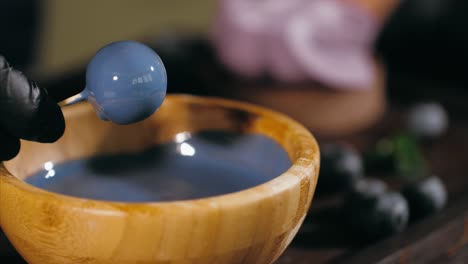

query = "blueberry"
345;178;388;208
316;143;363;194
343;178;388;219
402;175;447;222
407;102;448;139
343;178;409;242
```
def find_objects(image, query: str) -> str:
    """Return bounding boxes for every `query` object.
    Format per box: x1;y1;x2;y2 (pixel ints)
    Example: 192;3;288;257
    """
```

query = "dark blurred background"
376;0;468;110
2;0;468;103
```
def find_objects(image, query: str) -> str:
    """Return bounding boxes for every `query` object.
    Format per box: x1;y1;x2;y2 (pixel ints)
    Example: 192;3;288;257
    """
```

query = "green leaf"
393;133;428;182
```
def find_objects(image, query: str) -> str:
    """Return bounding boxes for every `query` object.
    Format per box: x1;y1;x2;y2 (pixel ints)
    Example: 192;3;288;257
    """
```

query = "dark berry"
407;102;448;139
316;143;363;194
346;178;388;207
402;175;447;222
344;178;409;242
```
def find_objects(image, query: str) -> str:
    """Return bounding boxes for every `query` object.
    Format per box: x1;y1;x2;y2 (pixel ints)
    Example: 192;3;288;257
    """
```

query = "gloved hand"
0;55;72;161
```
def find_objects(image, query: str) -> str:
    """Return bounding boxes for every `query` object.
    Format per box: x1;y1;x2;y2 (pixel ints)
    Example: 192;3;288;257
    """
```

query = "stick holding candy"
0;41;167;161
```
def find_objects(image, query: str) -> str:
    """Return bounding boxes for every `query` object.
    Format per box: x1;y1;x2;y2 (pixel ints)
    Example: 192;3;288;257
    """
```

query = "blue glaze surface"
25;131;291;202
84;40;167;125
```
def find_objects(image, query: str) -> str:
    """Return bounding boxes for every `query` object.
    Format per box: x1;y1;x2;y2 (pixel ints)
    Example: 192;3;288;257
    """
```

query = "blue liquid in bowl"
25;131;291;202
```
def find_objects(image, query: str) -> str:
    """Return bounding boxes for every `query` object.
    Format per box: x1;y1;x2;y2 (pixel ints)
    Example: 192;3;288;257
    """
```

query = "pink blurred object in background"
213;0;304;79
213;0;381;90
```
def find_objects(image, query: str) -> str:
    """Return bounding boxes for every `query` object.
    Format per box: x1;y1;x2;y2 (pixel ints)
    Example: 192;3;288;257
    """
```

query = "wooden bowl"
0;95;320;264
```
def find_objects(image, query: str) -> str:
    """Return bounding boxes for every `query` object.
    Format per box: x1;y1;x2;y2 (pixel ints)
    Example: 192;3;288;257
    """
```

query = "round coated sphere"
407;102;448;139
85;40;167;125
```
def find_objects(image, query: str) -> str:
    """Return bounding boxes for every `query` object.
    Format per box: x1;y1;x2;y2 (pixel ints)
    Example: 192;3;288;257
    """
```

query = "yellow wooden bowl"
0;95;320;264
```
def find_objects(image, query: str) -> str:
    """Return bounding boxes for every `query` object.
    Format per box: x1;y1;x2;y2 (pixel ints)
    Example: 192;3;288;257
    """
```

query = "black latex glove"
0;55;71;161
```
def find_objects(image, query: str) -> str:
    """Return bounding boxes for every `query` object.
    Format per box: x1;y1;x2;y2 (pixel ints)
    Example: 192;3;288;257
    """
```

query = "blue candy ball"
85;40;167;125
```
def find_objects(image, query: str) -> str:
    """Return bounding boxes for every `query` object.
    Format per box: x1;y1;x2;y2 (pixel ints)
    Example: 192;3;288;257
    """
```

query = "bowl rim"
0;94;319;212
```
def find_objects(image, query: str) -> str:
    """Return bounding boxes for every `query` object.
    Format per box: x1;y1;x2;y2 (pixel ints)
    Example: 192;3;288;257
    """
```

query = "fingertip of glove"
19;94;66;143
34;102;66;143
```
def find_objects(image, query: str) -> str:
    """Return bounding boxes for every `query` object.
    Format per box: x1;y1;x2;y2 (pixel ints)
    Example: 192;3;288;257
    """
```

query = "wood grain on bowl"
0;95;320;264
